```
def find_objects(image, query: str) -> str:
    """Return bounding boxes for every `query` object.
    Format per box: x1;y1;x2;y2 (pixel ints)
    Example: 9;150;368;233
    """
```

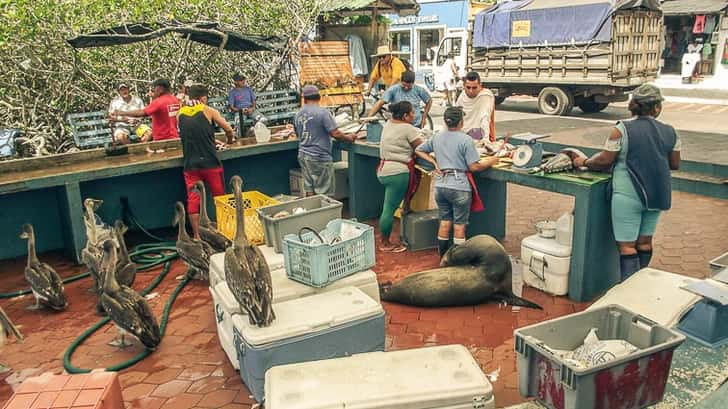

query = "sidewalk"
655;75;728;105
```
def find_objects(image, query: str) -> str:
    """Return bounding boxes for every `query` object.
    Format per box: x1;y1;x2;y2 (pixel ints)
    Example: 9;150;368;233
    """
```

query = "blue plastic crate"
282;219;375;287
366;122;383;144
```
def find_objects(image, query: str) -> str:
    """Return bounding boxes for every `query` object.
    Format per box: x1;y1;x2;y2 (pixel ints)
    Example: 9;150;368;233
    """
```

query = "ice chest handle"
528;251;548;281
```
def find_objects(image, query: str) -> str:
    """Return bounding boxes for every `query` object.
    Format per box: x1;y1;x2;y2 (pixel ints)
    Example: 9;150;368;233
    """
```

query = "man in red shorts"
112;78;180;141
178;84;235;240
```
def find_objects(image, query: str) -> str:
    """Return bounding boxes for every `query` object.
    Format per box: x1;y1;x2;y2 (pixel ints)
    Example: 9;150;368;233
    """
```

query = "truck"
433;0;663;115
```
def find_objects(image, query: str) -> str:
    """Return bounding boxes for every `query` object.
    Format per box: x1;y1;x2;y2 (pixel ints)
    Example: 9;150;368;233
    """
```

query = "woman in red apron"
377;101;425;252
415;107;498;257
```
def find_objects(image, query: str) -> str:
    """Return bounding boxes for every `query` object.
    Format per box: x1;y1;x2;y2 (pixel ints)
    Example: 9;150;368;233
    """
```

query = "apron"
466;107;497;142
466;172;485;212
377;158;422;210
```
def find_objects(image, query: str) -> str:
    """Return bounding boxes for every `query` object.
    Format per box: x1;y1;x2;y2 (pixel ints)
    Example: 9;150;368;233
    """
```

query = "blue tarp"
473;0;654;48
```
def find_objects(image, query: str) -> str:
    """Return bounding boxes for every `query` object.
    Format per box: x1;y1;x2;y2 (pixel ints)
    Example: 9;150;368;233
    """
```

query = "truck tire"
495;96;506;105
578;99;609;114
537;87;573;116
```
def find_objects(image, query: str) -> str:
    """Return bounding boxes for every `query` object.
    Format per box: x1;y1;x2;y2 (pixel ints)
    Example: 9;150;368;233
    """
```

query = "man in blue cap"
295;85;356;196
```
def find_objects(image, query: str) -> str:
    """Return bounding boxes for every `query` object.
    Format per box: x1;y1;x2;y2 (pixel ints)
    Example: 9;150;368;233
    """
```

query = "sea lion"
380;235;542;309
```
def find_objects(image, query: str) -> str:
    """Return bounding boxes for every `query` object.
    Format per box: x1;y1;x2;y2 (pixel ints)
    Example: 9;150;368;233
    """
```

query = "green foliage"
0;0;324;154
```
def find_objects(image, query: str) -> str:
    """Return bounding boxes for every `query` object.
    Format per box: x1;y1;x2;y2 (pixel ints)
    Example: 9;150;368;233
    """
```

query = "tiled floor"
0;185;726;409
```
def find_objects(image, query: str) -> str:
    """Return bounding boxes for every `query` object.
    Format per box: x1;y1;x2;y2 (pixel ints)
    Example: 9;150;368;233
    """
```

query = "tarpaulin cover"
67;21;283;52
473;0;661;48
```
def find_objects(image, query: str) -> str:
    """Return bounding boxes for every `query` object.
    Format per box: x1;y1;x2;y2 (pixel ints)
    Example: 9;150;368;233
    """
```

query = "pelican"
99;240;160;349
81;198;112;295
224;176;275;327
0;306;23;346
192;180;231;252
19;224;67;311
113;220;136;287
173;202;210;280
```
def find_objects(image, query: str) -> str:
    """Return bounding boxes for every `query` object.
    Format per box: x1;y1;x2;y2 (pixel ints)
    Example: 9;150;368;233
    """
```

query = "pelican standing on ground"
173;202;211;280
19;224;67;311
81;198;112;295
192;180;231;252
113;220;137;287
224;176;275;327
99;240;161;349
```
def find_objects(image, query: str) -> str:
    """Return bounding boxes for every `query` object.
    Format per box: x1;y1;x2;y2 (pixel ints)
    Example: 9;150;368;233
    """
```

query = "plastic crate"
256;195;343;253
710;251;728;273
515;304;686;409
366;122;383;143
214;191;279;245
282;219;375;287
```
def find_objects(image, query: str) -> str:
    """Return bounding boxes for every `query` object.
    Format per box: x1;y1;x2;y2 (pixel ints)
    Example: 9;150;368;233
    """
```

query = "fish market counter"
0;139;301;263
340;141;619;302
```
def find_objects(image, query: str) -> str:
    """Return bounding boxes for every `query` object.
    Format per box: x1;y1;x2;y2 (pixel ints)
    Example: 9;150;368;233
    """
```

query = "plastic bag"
254;121;271;143
568;328;638;369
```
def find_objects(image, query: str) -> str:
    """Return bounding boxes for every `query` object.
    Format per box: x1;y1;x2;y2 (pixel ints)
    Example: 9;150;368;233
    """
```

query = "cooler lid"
257;244;284;270
209;252;226;284
234;286;383;346
213;281;243;314
522;234;572;257
272;269;378;304
265;344;493;409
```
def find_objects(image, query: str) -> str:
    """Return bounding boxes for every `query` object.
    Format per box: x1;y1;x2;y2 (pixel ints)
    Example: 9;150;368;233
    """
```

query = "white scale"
512;133;550;169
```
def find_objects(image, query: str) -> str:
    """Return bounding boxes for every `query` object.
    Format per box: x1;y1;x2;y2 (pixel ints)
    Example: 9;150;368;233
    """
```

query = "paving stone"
122;383;156;402
196;389;237;408
142;368;182;385
150;380;192;399
159;392;202;409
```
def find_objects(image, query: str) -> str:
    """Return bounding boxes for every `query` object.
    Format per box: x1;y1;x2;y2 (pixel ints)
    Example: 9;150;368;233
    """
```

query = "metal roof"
661;0;728;16
323;0;420;16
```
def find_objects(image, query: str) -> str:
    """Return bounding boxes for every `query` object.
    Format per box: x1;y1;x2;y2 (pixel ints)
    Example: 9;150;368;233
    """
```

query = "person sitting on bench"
228;73;258;138
108;83;144;144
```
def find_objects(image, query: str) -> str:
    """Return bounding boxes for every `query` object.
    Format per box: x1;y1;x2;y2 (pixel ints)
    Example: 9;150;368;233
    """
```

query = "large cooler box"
232;287;386;402
257;195;343;253
209;248;284;288
400;209;439;251
210;283;242;370
265;344;495;409
521;234;571;296
515;305;686;409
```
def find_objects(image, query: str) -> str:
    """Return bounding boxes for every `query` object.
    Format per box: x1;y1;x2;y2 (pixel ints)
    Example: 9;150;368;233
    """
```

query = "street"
427;96;728;166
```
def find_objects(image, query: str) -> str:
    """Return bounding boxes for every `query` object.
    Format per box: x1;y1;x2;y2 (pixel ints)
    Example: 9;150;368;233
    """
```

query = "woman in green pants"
377;101;424;252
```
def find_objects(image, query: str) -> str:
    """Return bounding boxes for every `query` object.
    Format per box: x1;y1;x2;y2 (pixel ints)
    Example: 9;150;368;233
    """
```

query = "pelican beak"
19;232;29;239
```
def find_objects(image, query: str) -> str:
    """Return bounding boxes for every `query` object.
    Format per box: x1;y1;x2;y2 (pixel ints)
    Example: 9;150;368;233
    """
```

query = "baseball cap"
233;73;245;81
117;83;129;90
632;84;664;103
302;84;320;98
443;106;465;127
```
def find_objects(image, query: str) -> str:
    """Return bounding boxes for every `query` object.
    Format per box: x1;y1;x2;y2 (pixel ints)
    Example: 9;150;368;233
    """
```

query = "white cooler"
233;287;386;403
208;248;285;288
521;234;571;296
210;265;381;370
265;344;495;409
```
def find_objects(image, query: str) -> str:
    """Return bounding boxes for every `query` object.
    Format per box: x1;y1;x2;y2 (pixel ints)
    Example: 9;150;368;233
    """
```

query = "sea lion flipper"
492;292;543;310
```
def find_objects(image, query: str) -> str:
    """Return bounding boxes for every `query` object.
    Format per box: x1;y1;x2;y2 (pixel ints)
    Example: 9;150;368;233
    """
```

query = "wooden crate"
298;41;363;108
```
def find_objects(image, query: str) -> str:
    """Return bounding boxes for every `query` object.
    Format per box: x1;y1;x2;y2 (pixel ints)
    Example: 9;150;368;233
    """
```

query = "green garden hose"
63;242;187;374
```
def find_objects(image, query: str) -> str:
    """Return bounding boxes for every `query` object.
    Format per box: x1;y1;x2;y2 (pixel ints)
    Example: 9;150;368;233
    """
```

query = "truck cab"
432;29;468;90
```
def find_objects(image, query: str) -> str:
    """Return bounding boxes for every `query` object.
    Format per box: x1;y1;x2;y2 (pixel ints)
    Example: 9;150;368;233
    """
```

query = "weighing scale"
677;269;728;348
512;133;550;169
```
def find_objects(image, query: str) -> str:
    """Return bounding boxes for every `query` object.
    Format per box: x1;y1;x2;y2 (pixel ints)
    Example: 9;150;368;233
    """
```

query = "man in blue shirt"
295;85;356;196
416;107;499;256
228;73;258;138
368;71;432;129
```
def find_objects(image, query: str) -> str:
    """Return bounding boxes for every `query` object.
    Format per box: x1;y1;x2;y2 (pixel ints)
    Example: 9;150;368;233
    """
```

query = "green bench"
208;89;300;133
67;111;113;148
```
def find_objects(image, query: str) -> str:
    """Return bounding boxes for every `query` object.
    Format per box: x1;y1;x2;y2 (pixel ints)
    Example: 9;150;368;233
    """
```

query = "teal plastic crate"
282;219;375;287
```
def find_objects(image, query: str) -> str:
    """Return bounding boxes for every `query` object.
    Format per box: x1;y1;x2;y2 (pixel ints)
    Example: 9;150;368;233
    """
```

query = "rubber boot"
438;238;450;258
619;254;641;282
637;250;653;269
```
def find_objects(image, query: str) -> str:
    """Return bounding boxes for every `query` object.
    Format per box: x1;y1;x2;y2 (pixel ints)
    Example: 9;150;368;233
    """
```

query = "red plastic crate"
3;371;123;409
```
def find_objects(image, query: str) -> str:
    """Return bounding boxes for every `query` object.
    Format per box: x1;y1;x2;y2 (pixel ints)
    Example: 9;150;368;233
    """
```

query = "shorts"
183;167;225;214
298;153;334;195
435;187;472;225
611;191;661;242
113;125;139;142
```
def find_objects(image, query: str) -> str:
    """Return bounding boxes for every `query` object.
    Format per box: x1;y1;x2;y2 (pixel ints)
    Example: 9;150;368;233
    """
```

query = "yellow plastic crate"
214;191;279;244
394;172;435;218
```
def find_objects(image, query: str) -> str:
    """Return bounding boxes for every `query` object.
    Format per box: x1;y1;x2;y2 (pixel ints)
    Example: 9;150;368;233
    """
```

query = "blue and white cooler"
232;286;386;402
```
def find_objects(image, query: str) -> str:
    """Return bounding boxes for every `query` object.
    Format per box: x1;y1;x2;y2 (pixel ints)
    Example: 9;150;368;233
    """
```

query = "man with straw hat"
367;45;408;94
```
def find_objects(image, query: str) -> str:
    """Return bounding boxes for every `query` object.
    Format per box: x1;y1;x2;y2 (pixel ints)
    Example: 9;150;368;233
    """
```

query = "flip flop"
380;245;407;253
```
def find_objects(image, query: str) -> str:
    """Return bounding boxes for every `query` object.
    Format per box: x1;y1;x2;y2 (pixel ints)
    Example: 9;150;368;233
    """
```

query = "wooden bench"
67;111;113;149
208;89;300;132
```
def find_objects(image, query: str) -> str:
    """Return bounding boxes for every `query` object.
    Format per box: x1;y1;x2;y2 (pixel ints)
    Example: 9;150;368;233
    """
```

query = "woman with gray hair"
569;84;681;281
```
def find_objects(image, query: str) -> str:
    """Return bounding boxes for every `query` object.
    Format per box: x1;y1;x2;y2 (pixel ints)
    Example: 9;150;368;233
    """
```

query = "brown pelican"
19;224;67;311
0;306;23;346
173;202;210;280
192;180;231;252
113;220;136;288
224;176;275;327
99;240;160;349
81;198;112;295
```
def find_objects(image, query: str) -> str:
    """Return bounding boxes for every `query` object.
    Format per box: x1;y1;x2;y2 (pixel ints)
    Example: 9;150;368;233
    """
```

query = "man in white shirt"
455;71;495;144
108;83;145;144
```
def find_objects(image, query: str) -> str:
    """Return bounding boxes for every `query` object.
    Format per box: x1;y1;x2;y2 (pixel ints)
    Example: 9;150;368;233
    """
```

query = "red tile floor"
0;186;726;409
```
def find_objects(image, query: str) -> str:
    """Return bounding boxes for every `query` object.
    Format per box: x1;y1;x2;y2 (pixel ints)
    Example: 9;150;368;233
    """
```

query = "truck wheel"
495;96;506;105
578;100;609;114
537;87;573;116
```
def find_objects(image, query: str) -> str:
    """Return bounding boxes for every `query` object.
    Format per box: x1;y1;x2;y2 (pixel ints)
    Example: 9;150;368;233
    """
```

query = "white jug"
555;211;574;247
254;121;271;143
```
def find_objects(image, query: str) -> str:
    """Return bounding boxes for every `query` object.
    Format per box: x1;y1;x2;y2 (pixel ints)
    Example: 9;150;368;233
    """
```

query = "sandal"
380;244;407;253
